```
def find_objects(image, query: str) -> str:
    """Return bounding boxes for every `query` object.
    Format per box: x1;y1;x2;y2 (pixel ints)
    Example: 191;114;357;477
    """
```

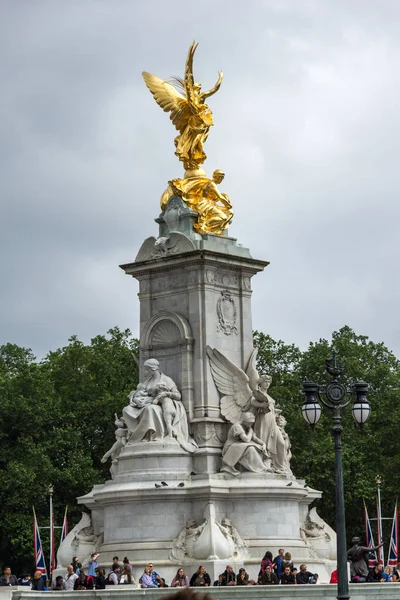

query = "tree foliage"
0;328;138;572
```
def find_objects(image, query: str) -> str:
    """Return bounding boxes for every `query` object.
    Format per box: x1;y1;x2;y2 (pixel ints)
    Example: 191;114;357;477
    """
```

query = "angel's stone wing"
206;346;253;423
142;72;192;132
245;348;259;392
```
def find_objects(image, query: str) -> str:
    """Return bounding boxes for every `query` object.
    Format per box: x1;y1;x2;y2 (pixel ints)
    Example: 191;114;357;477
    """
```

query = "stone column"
120;232;268;474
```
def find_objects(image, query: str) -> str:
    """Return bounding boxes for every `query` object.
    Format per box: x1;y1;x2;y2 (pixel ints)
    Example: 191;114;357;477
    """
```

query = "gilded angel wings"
206;346;269;424
142;41;223;171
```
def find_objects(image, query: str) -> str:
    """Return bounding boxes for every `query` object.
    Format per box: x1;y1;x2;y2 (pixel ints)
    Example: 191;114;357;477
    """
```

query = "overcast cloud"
1;0;400;358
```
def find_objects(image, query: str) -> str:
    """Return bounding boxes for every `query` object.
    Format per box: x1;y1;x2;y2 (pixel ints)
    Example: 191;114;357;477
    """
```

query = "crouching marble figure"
222;413;272;476
122;358;197;453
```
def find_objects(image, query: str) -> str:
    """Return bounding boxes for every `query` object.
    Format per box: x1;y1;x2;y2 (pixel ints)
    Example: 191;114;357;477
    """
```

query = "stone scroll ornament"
300;507;337;561
206;346;293;476
216;290;238;335
57;513;103;569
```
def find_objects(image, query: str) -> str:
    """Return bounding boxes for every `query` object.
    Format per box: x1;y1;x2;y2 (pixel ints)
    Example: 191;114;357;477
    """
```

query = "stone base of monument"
75;468;336;584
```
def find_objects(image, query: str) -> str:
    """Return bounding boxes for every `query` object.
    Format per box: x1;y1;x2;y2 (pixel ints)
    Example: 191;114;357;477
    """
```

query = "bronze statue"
143;41;222;172
347;536;383;581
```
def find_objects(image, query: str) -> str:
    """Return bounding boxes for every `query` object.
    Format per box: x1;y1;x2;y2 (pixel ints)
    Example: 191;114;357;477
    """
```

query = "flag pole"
363;498;378;567
376;475;384;564
33;506;37;573
49;485;54;579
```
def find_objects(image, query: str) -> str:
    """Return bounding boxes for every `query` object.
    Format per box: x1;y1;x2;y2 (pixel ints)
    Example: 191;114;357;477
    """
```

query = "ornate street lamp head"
301;381;322;428
352;381;370;428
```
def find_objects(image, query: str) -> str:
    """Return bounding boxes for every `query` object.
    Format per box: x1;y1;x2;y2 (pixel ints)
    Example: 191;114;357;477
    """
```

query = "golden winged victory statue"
142;41;233;235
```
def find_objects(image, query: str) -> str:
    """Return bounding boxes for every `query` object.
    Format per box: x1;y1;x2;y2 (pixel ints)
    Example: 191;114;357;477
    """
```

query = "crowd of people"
355;562;400;583
0;550;320;589
2;548;400;589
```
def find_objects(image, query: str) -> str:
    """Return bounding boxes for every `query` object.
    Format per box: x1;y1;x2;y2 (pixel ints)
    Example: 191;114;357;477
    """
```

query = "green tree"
0;328;139;573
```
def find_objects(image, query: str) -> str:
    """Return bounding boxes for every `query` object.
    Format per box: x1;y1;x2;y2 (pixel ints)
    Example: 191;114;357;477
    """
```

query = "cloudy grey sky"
1;0;400;359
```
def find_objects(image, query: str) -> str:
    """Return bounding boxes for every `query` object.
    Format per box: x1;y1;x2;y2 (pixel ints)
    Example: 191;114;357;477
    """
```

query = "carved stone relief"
152;272;189;292
192;421;227;448
216;290;238;335
169;502;248;562
242;276;251;291
150;319;181;345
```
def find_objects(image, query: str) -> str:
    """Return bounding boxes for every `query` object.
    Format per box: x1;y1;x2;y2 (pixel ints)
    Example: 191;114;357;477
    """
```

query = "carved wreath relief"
216;290;238;335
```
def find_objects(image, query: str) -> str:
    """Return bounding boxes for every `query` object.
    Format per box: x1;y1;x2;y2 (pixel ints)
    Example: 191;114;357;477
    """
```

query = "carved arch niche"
141;311;194;418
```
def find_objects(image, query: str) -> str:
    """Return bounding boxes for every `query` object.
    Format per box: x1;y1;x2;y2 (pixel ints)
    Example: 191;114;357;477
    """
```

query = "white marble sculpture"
169;519;199;562
276;414;293;476
219;517;248;561
251;375;291;475
300;507;337;561
57;512;103;568
122;358;197;453
206;346;292;475
101;414;129;478
170;502;247;562
221;412;272;475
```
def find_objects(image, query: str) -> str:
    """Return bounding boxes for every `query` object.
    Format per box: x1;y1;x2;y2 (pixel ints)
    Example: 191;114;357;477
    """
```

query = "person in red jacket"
330;568;338;584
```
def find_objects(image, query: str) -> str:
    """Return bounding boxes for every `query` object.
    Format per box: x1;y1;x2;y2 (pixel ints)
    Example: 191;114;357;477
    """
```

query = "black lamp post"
301;353;370;600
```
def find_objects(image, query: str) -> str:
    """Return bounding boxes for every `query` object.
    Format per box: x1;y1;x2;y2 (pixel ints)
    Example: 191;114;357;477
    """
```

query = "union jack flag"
387;501;398;567
33;508;47;578
364;501;377;568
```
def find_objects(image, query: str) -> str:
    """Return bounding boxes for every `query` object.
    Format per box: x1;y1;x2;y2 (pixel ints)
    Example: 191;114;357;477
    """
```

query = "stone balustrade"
5;583;400;600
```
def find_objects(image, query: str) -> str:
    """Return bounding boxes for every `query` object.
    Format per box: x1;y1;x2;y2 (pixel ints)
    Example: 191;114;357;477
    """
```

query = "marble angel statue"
206;346;292;475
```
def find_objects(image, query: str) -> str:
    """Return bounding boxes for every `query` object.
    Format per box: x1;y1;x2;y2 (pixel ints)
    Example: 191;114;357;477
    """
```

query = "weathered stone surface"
11;582;400;600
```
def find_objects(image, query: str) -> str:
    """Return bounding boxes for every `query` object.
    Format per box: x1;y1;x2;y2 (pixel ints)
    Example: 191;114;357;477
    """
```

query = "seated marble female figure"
123;358;197;453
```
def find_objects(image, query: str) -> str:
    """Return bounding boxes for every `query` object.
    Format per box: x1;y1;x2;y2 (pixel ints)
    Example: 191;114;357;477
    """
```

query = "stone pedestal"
116;441;193;481
120;207;268;474
78;470;333;582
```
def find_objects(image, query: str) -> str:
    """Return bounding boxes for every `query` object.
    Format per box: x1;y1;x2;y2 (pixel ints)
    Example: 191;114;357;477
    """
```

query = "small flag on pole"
33;508;47;579
364;500;378;568
387;501;398;567
60;506;68;543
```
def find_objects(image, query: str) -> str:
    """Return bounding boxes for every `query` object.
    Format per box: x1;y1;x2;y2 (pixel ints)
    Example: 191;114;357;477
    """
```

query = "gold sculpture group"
142;42;233;235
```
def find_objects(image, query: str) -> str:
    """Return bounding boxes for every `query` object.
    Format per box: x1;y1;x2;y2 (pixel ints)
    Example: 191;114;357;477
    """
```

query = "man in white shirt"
64;565;78;590
107;564;121;585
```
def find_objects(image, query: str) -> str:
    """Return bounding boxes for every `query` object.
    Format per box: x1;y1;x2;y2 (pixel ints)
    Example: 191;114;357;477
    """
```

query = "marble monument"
58;41;336;583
